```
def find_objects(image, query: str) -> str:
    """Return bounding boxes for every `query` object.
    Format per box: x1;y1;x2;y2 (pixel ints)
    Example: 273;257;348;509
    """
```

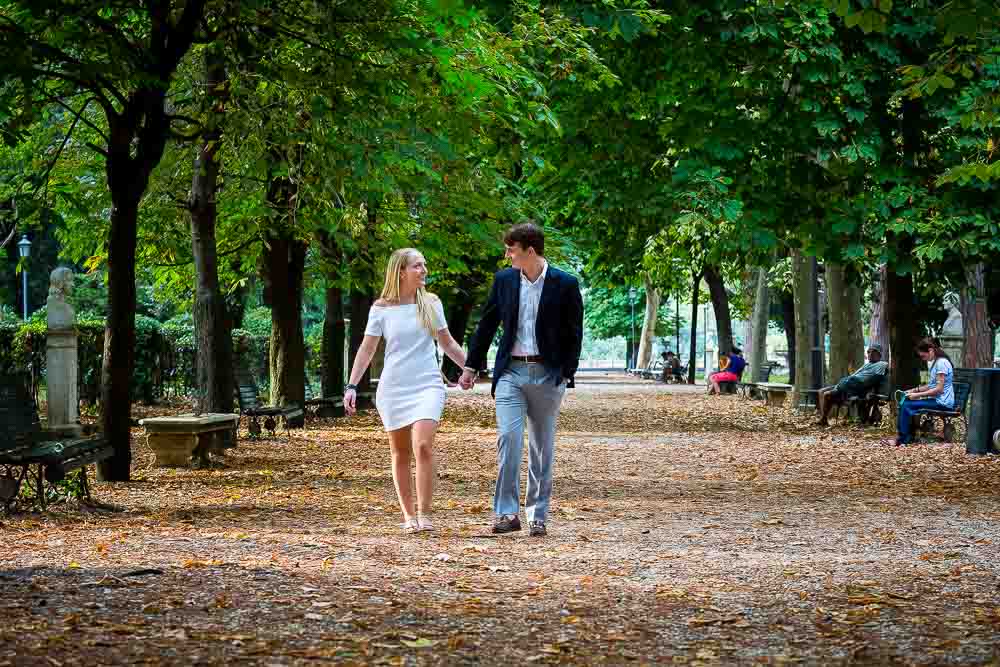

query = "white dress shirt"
512;261;547;356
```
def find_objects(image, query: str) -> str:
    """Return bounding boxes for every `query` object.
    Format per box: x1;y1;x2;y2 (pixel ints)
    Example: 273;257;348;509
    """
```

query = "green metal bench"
0;374;113;513
235;375;304;439
839;373;892;425
916;380;972;442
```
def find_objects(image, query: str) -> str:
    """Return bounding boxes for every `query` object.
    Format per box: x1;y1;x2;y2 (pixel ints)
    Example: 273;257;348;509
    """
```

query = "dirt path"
3;374;999;665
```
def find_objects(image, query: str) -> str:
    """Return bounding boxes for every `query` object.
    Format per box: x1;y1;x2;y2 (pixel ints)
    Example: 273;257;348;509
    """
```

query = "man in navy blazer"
460;223;583;536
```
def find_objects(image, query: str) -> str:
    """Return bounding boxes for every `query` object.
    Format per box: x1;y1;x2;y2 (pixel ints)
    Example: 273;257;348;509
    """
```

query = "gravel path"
2;374;999;665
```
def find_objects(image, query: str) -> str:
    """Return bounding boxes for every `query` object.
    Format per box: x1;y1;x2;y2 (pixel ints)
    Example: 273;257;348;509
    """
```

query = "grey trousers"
493;361;566;523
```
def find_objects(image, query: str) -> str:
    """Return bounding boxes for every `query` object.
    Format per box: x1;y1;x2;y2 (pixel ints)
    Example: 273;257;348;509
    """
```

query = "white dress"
364;299;448;432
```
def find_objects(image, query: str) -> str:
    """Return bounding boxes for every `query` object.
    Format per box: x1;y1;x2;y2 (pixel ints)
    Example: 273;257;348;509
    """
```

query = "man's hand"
459;369;476;390
344;388;357;415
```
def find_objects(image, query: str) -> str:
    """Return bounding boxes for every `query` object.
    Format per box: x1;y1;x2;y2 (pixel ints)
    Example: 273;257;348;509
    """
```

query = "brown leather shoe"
529;521;547;537
492;515;521;534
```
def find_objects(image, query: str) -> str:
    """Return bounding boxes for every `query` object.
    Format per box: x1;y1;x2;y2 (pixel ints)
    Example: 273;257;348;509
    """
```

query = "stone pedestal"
46;328;80;436
140;413;239;468
46;267;81;436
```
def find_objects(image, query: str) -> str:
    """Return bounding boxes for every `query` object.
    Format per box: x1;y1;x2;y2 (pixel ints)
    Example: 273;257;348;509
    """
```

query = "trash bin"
965;368;1000;456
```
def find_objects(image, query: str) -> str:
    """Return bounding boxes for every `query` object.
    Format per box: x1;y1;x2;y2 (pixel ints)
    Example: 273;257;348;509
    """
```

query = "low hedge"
0;317;272;405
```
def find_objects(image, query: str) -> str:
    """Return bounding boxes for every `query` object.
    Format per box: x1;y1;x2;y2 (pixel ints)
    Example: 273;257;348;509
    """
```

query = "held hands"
344;388;357;416
458;369;476;391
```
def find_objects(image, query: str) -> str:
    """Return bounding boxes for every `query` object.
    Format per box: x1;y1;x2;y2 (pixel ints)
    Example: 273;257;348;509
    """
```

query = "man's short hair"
503;222;545;256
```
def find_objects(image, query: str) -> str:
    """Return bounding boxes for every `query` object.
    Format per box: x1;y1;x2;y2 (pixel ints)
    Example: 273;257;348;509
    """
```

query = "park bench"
304;381;344;420
916;379;972;442
640;360;663;380
236;375;304;439
756;382;793;407
663;361;687;384
139;413;238;467
737;364;775;399
0;373;113;513
840;373;892;425
627;360;653;377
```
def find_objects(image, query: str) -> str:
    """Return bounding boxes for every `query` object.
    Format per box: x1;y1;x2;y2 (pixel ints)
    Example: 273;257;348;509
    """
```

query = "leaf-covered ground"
3;373;999;665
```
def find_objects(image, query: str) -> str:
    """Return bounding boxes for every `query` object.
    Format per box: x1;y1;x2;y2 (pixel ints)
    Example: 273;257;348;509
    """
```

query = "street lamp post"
628;287;636;370
17;235;31;320
702;303;709;382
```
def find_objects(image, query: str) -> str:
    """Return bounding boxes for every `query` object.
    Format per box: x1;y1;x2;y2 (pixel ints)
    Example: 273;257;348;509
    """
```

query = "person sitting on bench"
894;338;954;446
707;347;745;395
815;344;889;426
661;351;683;383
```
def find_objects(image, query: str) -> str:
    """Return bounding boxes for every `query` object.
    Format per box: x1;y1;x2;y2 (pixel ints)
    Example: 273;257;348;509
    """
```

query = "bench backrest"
235;375;263;412
0;374;42;453
873;373;891;397
953;381;972;413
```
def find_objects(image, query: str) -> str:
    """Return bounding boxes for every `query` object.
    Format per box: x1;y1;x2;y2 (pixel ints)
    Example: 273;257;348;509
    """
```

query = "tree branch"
149;234;261;267
31;96;100;195
85;142;111;158
42;95;110;142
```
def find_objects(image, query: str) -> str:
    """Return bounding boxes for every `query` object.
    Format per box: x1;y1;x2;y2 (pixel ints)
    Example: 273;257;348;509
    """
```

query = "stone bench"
140;414;239;467
756;382;793;407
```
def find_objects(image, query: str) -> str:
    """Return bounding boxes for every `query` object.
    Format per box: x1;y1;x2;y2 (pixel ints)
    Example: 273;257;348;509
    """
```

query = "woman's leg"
410;419;439;517
388;426;416;520
707;373;718;394
896;399;937;444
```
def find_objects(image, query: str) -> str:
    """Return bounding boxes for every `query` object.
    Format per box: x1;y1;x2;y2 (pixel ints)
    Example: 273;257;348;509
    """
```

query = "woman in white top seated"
895;337;955;446
345;248;467;533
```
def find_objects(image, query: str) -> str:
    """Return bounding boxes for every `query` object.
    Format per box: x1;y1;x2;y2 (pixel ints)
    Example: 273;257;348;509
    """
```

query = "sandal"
417;514;435;532
401;518;419;534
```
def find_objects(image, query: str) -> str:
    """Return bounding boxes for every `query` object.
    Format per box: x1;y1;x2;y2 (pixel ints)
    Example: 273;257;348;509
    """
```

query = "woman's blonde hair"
379;247;438;335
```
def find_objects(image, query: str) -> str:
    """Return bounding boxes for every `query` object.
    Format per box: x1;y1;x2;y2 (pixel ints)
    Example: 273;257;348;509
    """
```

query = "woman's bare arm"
436;329;467;369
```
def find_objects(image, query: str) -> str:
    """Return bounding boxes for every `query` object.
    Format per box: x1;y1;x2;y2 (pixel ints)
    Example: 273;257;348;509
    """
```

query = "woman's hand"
344;388;357;416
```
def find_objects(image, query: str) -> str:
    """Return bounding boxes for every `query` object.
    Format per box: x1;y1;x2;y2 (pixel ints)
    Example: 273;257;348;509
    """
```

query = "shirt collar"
521;260;548;287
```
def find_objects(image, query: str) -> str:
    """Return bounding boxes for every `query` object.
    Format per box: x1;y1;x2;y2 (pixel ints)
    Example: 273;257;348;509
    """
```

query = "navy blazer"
466;265;584;395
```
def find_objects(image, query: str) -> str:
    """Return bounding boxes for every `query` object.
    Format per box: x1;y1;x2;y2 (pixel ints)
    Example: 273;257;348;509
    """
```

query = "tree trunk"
316;228;345;398
687;272;702;384
264;233;307;407
704;265;733;354
870;264;891;364
442;295;475;382
98;91;171;482
790;250;815;407
321;285;345;396
748;267;771;383
636;275;660;369
961;262;991;368
98;198;139;482
826;262;864;382
86;4;206;481
885;267;921;390
349;290;374;393
189;44;233;414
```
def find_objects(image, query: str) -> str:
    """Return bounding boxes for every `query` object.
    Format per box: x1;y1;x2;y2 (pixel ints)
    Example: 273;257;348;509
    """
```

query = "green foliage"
584;286;677;341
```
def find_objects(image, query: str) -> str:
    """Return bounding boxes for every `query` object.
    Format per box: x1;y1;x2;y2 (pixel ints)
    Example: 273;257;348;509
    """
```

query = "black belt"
511;355;544;363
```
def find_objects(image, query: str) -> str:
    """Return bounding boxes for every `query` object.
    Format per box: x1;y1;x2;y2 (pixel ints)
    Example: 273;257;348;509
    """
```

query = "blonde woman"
345;248;467;534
